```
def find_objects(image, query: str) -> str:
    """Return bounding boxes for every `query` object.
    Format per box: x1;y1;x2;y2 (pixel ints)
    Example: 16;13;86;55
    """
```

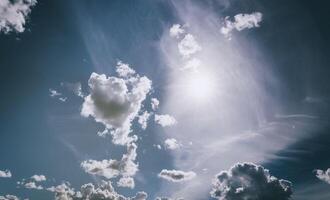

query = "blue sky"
1;0;330;200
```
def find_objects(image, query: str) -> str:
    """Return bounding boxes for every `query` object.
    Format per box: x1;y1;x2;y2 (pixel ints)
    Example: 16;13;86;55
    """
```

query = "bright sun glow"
183;69;218;103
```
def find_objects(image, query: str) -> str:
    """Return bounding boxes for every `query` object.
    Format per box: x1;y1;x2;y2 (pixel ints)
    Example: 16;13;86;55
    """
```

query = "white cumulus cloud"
164;138;180;150
116;61;136;78
81;61;152;145
0;0;37;33
31;174;46;182
138;111;151;130
48;181;147;200
178;34;202;58
24;181;43;190
151;97;160;111
0;194;19;200
210;162;292;200
315;168;330;184
81;143;138;186
117;176;135;189
0;169;11;178
154;114;177;127
169;24;185;38
221;12;262;39
158;169;196;182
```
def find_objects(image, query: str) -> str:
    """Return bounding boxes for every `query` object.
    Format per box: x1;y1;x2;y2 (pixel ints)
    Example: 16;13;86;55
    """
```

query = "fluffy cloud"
164;138;180;150
31;174;46;182
0;195;19;200
46;182;76;200
0;0;37;33
169;24;185;38
24;181;43;190
151;98;160;111
48;181;147;200
158;169;196;182
315;168;330;184
0;169;11;178
117;176;135;189
178;34;202;58
155;198;184;200
116;61;136;78
138;111;151;130
210;162;292;200
221;12;262;38
155;114;177;127
81;61;152;145
81;143;138;186
169;24;202;72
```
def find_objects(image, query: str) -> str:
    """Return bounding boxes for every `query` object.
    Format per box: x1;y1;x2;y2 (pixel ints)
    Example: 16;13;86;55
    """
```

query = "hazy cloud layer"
211;163;292;200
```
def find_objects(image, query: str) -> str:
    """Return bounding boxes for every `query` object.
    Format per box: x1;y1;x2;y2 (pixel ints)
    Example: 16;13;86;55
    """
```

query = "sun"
182;69;218;104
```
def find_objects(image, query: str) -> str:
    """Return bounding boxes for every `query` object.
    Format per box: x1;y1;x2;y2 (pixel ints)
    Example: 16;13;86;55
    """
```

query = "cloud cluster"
138;111;151;130
221;12;262;39
155;197;184;200
0;195;19;200
49;89;67;102
117;176;135;189
0;0;37;33
169;24;202;71
154;114;177;127
23;181;43;190
0;169;11;178
210;162;292;200
17;174;46;190
31;174;46;182
178;34;202;58
48;181;147;200
151;98;160;111
315;168;330;184
81;143;138;188
158;169;196;182
164;138;180;150
81;61;152;145
169;24;185;38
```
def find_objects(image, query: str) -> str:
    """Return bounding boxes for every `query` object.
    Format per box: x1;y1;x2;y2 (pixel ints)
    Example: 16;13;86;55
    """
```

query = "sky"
1;0;330;200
